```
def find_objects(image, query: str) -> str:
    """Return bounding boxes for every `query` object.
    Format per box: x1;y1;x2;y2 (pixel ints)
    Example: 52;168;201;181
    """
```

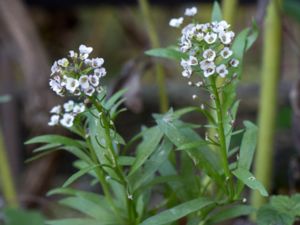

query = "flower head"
48;44;107;98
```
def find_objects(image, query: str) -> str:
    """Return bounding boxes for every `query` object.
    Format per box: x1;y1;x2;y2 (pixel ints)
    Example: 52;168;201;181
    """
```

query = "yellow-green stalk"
0;127;18;208
251;0;282;209
222;0;238;26
138;0;169;113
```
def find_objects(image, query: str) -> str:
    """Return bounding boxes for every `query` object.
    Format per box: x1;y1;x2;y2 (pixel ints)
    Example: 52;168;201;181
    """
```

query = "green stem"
0;127;18;208
222;0;238;26
210;76;234;200
86;138;122;222
251;0;282;211
90;97;137;224
138;0;169;113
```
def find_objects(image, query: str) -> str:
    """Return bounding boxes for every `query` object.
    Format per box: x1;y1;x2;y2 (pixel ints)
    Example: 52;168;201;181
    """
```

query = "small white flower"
50;105;61;114
91;58;104;68
57;58;69;67
69;50;78;58
184;7;197;16
182;69;192;78
220;47;233;59
84;86;95;96
60;113;74;127
203;49;216;61
218;20;230;30
84;59;92;66
188;55;198;65
200;60;215;71
89;75;100;87
79;75;90;90
180;40;192;52
169;17;184;28
229;58;239;67
216;64;228;78
219;31;233;45
204;32;218;44
73;103;85;114
195;32;204;41
203;66;216;77
65;77;79;93
79;44;93;55
192;94;197;99
50;61;60;75
64;100;75;112
94;68;106;77
48;115;60;126
49;79;63;95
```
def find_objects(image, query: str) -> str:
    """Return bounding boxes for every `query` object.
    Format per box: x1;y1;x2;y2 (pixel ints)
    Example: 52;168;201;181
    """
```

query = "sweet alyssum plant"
27;3;271;225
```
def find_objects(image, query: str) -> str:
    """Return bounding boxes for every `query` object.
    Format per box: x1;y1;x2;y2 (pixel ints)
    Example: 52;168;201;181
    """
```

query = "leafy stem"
209;76;234;200
89;97;137;224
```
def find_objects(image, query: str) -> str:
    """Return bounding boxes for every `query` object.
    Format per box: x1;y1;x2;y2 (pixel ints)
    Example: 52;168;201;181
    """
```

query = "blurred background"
0;0;300;223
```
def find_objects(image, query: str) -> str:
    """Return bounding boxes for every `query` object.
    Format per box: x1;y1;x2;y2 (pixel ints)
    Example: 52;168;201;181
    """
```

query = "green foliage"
283;0;300;22
211;1;223;22
25;3;272;225
3;208;44;225
256;194;300;225
140;197;214;225
145;46;187;60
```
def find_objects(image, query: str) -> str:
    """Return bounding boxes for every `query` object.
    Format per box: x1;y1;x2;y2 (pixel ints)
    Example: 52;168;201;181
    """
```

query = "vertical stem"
210;77;234;200
251;0;282;209
90;98;137;224
138;0;169;113
222;0;238;26
0;127;18;208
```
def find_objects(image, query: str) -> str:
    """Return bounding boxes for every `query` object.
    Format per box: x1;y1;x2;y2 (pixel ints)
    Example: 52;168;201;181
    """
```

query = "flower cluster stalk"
251;0;282;210
210;77;234;199
90;97;137;224
138;0;169;113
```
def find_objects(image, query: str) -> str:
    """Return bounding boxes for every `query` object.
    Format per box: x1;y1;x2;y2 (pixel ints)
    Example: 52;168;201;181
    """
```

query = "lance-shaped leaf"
129;126;163;175
145;46;187;61
233;167;268;197
140;197;214;225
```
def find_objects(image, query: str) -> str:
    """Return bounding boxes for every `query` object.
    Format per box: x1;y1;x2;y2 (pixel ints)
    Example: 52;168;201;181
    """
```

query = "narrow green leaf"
105;88;127;110
238;121;258;170
62;165;99;188
33;143;61;152
129;126;163;175
46;218;99;225
178;140;211;150
59;197;114;221
245;20;259;51
145;47;187;60
211;1;223;22
118;156;135;166
233;167;268;197
206;205;255;225
25;135;86;149
232;28;250;60
155;113;223;188
131;139;173;191
140;197;214;225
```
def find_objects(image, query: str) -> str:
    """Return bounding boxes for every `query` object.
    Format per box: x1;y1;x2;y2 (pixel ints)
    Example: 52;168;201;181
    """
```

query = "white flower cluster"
170;9;239;79
48;100;85;128
49;44;106;97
